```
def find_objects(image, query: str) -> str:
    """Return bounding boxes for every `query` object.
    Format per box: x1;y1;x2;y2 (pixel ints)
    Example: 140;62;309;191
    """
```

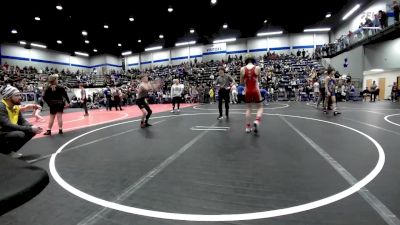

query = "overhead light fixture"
175;41;196;46
138;39;142;43
35;17;41;21
19;41;27;45
168;6;173;12
118;43;122;47
257;31;283;36
159;34;164;39
264;20;268;24
129;17;134;22
11;29;17;34
82;30;88;36
145;46;163;51
56;4;63;10
370;69;384;72
85;40;90;44
31;43;47;48
104;24;109;29
326;13;332;18
342;4;361;20
74;51;89;57
122;51;132;56
223;24;228;29
304;28;331;32
190;29;195;34
213;38;236;44
211;0;217;4
57;40;62;44
93;49;98;52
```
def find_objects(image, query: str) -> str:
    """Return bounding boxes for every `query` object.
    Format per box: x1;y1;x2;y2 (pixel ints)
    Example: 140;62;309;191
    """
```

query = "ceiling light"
223;24;228;29
122;51;132;56
82;30;88;36
211;0;217;4
370;69;384;72
138;39;142;43
342;4;361;20
175;41;196;47
57;40;62;44
56;4;63;10
168;7;173;12
304;28;331;32
31;43;47;48
213;38;236;44
264;20;268;23
74;51;89;57
19;41;27;45
326;13;331;18
129;17;134;22
190;29;195;34
11;29;17;34
257;31;283;36
93;49;98;52
104;25;109;29
159;34;164;39
145;46;163;51
35;17;41;21
85;40;90;44
118;43;122;47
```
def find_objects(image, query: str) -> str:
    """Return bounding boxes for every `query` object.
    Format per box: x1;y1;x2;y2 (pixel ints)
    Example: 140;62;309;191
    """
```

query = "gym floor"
1;102;400;225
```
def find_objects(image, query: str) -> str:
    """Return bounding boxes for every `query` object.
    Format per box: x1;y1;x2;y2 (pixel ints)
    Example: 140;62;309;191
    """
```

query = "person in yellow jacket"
209;88;215;104
0;85;43;158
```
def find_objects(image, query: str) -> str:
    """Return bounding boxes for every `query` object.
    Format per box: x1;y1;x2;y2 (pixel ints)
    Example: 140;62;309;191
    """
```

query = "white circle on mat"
384;113;400;127
49;113;385;221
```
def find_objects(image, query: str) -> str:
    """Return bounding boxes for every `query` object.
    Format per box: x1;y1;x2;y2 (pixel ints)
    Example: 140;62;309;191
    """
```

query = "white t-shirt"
313;82;320;93
171;84;184;98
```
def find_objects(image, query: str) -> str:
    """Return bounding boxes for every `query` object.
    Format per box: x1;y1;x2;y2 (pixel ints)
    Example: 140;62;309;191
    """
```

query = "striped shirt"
215;75;234;89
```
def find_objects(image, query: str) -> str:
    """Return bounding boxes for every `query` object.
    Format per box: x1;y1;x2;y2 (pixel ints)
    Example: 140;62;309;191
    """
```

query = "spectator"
391;82;398;102
111;86;123;111
394;1;400;22
378;10;388;29
0;85;42;158
170;79;184;112
231;84;238;104
103;86;112;111
370;80;378;102
372;14;381;34
79;83;89;116
363;17;374;36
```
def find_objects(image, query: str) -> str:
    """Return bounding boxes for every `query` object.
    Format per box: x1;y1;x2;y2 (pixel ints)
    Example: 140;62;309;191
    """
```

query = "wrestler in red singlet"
244;66;261;103
240;54;263;134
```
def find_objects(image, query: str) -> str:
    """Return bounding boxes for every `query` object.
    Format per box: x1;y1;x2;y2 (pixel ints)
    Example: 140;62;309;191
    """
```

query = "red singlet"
244;66;261;103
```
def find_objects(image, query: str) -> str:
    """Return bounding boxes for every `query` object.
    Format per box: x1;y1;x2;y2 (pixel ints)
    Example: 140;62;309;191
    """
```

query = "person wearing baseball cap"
0;85;43;158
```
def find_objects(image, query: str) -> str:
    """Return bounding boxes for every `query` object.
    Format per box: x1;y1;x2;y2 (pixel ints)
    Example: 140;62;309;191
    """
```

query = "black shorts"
49;104;64;115
136;98;148;109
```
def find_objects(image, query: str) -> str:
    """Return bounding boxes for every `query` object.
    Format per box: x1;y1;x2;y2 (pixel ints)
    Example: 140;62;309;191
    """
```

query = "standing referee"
215;66;235;120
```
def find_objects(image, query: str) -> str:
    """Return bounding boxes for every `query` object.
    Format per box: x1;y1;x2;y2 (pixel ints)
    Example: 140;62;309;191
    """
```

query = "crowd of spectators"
3;48;394;111
321;2;400;56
